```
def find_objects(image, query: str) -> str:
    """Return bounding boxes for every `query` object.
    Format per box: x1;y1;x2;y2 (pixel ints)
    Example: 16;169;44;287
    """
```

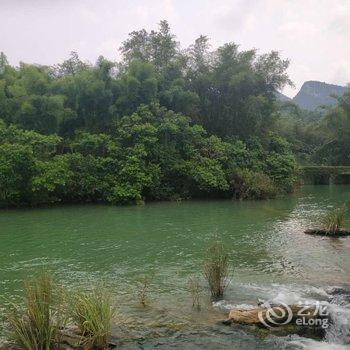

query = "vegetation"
0;20;348;206
232;169;277;200
277;88;350;166
322;205;348;234
5;272;64;350
136;273;154;307
0;21;300;207
70;288;114;349
203;239;230;299
188;276;202;310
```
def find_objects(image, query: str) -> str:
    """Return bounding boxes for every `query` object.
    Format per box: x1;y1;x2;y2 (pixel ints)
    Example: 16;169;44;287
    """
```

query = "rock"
227;304;328;328
59;326;84;349
327;287;350;306
58;326;116;349
304;229;350;237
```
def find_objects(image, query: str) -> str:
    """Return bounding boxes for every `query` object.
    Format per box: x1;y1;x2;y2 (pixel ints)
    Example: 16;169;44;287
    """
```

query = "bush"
231;168;277;200
203;238;230;299
70;288;114;349
322;205;347;234
5;271;64;350
0;143;35;207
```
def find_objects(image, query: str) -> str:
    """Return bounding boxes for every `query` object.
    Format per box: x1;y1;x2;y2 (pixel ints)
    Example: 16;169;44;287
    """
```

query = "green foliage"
232;168;277;200
264;135;297;192
314;89;350;165
0;21;299;207
275;87;350;166
0;143;35;206
322;205;348;234
5;271;64;350
70;288;114;349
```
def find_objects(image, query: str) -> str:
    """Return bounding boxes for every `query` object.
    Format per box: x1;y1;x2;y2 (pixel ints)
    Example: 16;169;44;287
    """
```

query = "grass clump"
188;276;202;310
322;204;347;234
5;271;63;350
71;288;114;349
203;238;230;299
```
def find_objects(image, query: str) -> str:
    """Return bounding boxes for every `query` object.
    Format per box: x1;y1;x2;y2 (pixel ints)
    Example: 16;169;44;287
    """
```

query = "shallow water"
0;185;349;349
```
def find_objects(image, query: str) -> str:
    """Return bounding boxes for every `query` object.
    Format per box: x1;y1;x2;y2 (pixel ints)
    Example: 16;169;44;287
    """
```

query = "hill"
293;81;347;110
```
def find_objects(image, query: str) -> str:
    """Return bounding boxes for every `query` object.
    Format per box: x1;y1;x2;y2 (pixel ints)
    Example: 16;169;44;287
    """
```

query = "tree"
0;52;9;75
0;144;35;206
314;88;350;165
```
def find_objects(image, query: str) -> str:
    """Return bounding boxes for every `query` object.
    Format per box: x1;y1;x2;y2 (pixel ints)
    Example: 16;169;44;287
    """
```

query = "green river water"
0;185;350;349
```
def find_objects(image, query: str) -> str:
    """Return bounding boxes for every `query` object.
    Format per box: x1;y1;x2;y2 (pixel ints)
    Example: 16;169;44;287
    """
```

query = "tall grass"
203;239;230;299
188;276;202;310
322;204;347;234
5;271;63;350
70;288;114;349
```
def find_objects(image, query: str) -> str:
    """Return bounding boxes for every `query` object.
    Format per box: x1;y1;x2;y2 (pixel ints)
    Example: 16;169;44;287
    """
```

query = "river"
0;185;349;349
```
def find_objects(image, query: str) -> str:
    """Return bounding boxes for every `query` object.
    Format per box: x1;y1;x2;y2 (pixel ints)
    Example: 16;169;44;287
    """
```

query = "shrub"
231;168;277;200
322;205;347;234
70;288;114;349
203;238;230;299
5;271;64;350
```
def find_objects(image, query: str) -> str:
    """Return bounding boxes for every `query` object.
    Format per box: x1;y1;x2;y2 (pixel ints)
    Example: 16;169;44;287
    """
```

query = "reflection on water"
0;185;349;349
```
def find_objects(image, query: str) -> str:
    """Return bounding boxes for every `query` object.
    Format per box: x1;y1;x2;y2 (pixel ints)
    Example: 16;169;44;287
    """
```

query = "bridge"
300;166;350;185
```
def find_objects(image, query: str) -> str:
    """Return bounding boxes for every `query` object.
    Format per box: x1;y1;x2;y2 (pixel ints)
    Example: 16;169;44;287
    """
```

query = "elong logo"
257;302;329;328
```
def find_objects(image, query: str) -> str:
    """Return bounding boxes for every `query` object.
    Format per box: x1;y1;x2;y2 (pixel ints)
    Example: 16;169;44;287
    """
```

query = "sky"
0;0;349;97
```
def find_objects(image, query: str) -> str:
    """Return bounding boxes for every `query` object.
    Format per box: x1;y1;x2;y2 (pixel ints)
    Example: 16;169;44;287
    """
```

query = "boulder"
226;304;328;328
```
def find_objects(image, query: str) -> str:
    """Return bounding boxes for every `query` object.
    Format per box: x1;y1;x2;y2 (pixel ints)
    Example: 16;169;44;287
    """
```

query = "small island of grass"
305;205;350;237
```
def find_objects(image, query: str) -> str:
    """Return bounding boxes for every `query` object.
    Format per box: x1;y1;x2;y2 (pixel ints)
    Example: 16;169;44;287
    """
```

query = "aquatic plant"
322;204;347;234
70;288;114;349
136;273;154;307
5;271;64;350
203;238;230;299
188;276;202;310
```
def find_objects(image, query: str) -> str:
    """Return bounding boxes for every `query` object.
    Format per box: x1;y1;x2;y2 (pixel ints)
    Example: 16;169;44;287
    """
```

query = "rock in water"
227;304;328;328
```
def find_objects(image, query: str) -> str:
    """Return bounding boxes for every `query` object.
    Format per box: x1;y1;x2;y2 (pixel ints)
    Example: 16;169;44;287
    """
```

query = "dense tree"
0;21;301;207
314;89;350;165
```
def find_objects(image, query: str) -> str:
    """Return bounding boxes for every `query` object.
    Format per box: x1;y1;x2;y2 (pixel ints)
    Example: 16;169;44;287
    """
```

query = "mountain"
275;91;292;102
292;81;347;110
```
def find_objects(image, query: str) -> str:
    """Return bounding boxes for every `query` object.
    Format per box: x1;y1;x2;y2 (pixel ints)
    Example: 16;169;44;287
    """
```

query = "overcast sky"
0;0;349;97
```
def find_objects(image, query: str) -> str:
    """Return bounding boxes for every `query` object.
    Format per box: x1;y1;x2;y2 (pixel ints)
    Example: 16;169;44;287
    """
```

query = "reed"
136;273;154;307
203;239;230;299
70;288;114;349
5;271;63;350
188;276;202;310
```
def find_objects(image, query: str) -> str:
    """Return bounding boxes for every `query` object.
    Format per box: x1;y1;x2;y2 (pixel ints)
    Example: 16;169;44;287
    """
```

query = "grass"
203;238;230;299
322;204;348;234
5;271;64;350
70;288;114;349
136;273;154;307
188;276;202;310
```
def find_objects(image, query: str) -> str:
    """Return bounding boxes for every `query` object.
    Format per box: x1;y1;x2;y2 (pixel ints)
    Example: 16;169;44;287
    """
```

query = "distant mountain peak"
292;81;347;110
